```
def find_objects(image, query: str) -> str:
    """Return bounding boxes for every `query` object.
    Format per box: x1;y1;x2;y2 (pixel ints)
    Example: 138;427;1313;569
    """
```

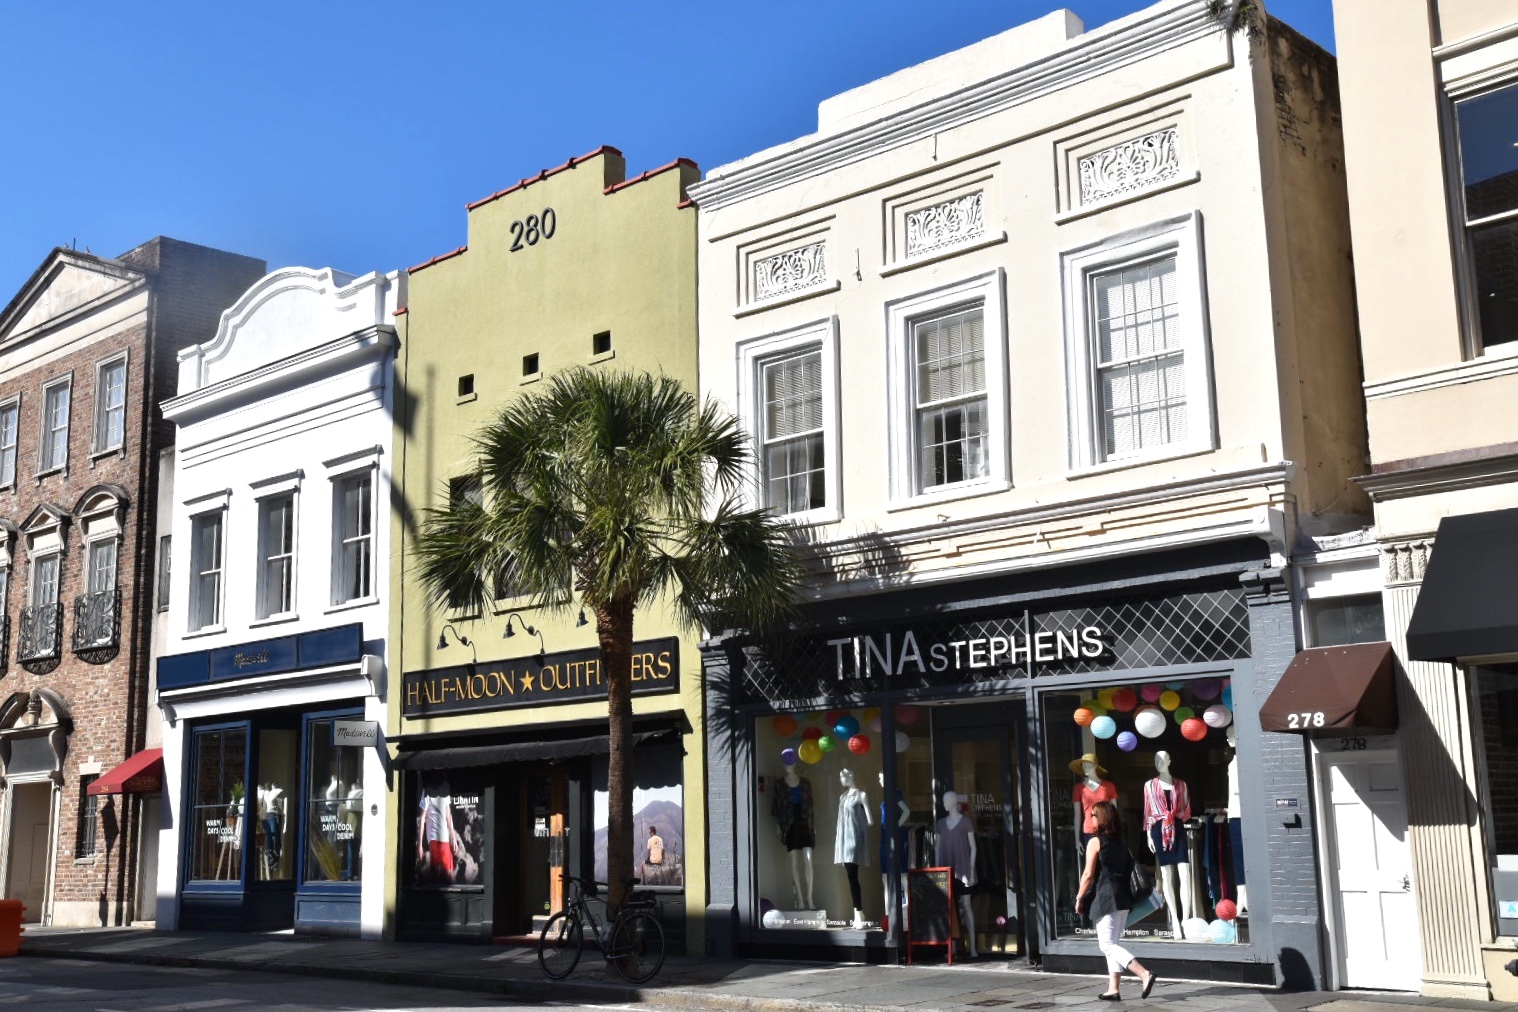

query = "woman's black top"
1087;833;1135;922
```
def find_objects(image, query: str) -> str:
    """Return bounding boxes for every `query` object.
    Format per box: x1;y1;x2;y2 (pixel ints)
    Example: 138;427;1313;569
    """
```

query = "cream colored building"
693;0;1361;987
1336;0;1518;1001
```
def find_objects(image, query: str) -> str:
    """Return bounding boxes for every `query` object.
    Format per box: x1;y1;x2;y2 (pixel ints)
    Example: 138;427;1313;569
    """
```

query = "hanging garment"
771;776;816;851
835;789;871;866
935;815;976;882
1141;777;1191;853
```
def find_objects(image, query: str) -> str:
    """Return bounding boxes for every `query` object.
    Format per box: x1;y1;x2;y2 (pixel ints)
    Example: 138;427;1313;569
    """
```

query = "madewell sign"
332;719;379;747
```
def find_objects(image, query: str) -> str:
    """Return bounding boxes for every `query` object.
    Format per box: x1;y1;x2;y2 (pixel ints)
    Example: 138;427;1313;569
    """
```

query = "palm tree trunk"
596;597;636;915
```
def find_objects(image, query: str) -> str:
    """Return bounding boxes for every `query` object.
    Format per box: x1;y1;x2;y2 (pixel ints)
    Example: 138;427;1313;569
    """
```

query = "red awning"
88;748;164;795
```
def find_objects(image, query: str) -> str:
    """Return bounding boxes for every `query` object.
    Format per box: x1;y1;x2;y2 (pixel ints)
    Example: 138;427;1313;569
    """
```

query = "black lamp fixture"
576;607;589;628
503;612;547;664
437;623;477;664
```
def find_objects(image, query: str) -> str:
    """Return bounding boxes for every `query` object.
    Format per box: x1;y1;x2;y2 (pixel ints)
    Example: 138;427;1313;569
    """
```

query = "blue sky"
0;1;1334;304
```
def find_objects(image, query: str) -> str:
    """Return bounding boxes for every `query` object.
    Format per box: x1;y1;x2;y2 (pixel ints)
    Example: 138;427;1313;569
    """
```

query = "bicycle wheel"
538;911;584;980
607;910;665;984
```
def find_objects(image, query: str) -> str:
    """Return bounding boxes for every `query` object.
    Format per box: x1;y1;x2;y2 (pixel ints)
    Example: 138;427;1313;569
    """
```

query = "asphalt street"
0;956;663;1012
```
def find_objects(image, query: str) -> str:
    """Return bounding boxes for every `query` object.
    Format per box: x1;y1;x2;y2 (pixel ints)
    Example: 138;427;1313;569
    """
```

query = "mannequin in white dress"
835;768;872;929
936;789;978;958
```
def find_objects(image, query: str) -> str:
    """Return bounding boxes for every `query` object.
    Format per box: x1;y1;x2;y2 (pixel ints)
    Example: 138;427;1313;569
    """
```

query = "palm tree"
413;367;804;914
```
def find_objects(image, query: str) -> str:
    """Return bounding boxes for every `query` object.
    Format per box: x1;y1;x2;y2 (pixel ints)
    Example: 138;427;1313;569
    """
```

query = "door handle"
1401;875;1410;892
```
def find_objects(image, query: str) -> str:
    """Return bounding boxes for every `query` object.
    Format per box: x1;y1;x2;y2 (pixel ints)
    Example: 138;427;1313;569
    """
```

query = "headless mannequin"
937;790;978;959
835;768;872;929
780;764;815;908
257;784;285;873
879;771;910;919
1072;760;1117;861
1144;751;1195;937
1226;724;1247;913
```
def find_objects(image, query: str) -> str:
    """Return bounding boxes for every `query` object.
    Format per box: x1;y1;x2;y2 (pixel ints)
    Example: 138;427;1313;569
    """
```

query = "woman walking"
1075;801;1158;1000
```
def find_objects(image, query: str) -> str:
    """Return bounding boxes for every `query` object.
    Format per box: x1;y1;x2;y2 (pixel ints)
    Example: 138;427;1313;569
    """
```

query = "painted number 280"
509;208;557;252
1286;711;1325;729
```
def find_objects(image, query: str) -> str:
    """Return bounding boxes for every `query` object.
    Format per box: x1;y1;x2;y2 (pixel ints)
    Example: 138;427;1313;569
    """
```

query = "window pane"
97;361;127;451
760;349;827;514
1094;256;1185;459
1307;594;1386;647
0;404;16;486
1470;218;1518;348
336;475;373;604
258;495;294;618
305;719;364;883
32;555;59;606
189;727;248;882
1457;83;1518;222
915;310;985;405
763;351;822;439
88;540;117;595
254;729;298;882
43;384;70;470
917;399;988;489
191;513;223;630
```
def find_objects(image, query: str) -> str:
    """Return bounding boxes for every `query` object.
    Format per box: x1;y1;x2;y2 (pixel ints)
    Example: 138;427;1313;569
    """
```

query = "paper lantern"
1096;687;1118;710
1111;688;1138;712
1214;898;1237;921
1173;706;1195;725
1116;731;1139;752
1181;916;1210;940
1208;919;1237;944
772;714;798;737
867;711;883;733
1088;703;1109;719
1203;704;1233;729
1180;717;1208;742
1134;707;1167;739
1221;686;1233;709
798;740;822;764
780;747;799;766
1158;690;1181;711
848;733;872;755
802;726;823;740
995;915;1007;928
1073;707;1096;727
895;731;911;753
817;734;836;753
824;709;846;726
1193;678;1222;701
834;715;861;738
1140;684;1164;703
762;909;784;928
1165;681;1185;691
1090;715;1117;739
895;704;923;726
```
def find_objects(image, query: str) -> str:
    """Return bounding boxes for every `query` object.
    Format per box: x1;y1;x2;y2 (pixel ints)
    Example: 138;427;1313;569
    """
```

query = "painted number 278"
509;208;558;252
1286;711;1325;729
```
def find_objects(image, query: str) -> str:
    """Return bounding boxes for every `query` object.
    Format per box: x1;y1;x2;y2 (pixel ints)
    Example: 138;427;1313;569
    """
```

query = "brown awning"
1261;642;1398;733
88;748;163;795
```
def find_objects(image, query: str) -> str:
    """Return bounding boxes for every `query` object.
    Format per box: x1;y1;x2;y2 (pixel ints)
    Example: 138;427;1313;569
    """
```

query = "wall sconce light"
576;608;588;628
437;623;477;664
503;612;547;664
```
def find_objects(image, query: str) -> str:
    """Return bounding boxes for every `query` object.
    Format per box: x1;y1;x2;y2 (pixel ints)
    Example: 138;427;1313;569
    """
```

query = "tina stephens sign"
403;637;679;717
828;626;1107;681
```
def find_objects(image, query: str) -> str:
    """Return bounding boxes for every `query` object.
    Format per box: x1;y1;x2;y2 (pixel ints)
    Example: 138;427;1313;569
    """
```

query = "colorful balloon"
1193;678;1222;701
817;734;836;753
1203;704;1233;729
1111;688;1138;712
823;709;846;726
895;704;923;726
1181;916;1210;940
780;747;799;766
1096;687;1118;710
848;733;872;755
773;714;798;737
1088;703;1109;719
895;731;911;753
1140;684;1164;703
1214;898;1238;921
834;715;861;738
1159;690;1181;711
1221;686;1233;709
1174;706;1195;725
1180;717;1208;742
798;740;822;764
802;726;823;740
1116;731;1139;752
1090;715;1117;739
1134;707;1167;739
1073;707;1096;727
1165;682;1185;691
1208;919;1237;944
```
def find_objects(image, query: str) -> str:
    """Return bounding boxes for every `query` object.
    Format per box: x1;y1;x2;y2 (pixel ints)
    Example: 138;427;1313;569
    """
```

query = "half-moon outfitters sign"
402;637;679;717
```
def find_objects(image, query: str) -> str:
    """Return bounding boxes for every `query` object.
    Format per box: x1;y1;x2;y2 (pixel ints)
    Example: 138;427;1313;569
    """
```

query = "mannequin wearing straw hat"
1069;754;1117;860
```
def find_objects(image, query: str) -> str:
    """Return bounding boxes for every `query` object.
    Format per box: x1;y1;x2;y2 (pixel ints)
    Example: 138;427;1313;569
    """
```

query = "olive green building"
385;147;704;948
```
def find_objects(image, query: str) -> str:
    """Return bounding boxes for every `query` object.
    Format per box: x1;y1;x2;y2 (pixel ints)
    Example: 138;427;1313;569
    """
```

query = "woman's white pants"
1096;911;1134;974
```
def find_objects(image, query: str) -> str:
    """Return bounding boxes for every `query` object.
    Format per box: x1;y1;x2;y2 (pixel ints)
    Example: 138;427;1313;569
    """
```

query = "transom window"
1091;254;1185;459
334;473;373;605
1454;81;1518;351
40;380;70;473
189;511;224;631
94;358;127;453
760;349;825;514
257;494;296;619
912;307;988;490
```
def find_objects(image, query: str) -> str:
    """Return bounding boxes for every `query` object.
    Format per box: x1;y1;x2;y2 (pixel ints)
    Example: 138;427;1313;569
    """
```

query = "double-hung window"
1063;213;1213;470
93;357;127;454
1453;80;1518;352
0;399;18;488
87;538;117;596
738;318;840;522
39;379;70;474
189;511;225;632
256;494;296;619
885;272;1008;504
333;473;373;605
448;475;483;611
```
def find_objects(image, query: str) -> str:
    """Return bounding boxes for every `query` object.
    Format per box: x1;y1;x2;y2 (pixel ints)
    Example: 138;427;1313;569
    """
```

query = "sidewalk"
14;926;1508;1012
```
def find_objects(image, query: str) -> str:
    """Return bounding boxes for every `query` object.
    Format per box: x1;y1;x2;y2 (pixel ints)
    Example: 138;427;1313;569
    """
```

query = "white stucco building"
152;267;401;937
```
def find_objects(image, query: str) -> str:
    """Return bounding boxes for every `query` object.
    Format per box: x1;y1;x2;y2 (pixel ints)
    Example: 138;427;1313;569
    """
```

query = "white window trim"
253;487;300;623
0;395;20;491
1061;212;1214;473
37;376;72;477
328;466;378;611
187;508;227;635
735;316;842;526
885;269;1009;508
90;352;129;458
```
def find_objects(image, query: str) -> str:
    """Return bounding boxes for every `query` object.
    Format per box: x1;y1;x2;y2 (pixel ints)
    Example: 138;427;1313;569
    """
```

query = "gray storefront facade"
701;539;1324;988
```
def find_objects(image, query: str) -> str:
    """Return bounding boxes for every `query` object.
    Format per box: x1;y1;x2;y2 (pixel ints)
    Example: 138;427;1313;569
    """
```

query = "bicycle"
537;873;666;984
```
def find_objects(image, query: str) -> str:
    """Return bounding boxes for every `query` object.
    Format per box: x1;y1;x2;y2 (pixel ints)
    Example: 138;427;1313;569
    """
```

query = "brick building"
0;238;263;927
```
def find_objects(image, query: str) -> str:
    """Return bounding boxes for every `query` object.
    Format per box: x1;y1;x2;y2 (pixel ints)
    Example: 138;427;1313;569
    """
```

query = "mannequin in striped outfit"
1143;751;1195;937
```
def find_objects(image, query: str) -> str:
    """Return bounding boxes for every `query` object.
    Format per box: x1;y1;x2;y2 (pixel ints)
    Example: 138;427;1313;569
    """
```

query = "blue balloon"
1116;731;1138;752
833;715;860;737
1090;715;1117;739
1221;686;1233;710
1208;918;1237;944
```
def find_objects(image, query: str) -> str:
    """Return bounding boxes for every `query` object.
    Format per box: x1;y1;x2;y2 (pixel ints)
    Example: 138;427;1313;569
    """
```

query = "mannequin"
1143;751;1194;937
1069;753;1117;857
835;768;873;929
879;771;910;913
1226;724;1247;913
771;762;816;908
936;789;978;959
257;783;286;876
342;781;363;880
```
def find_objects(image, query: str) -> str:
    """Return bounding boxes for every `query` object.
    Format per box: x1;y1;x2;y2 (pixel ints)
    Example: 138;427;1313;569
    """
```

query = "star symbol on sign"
521;672;536;691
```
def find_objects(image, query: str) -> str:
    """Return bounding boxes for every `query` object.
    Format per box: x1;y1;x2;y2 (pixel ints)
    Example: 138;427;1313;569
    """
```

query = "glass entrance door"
519;767;569;930
931;705;1025;956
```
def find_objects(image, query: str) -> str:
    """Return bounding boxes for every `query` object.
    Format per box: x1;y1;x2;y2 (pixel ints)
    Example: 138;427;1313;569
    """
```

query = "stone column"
1383;539;1491;999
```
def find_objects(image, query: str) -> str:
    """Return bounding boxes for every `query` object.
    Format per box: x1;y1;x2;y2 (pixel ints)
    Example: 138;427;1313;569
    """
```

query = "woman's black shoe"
1098;992;1122;1001
1140;974;1158;999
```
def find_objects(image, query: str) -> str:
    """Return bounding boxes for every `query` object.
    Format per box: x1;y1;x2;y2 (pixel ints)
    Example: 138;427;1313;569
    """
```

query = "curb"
15;943;911;1012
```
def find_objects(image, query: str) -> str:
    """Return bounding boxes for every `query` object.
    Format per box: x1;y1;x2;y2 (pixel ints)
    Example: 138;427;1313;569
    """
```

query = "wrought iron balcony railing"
73;589;121;652
19;603;63;662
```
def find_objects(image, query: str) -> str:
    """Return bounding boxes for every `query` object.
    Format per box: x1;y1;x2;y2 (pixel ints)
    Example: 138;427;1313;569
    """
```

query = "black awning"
393;727;677;771
1261;642;1397;733
1407;508;1518;662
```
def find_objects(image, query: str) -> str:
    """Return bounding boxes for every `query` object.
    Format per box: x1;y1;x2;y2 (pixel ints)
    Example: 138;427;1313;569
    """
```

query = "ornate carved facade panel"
1077;127;1181;206
905;191;985;258
753;241;828;302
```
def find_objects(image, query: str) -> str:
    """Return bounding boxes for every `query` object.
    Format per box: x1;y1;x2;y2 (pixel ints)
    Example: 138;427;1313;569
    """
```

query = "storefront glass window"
409;770;486;887
188;726;248;882
593;742;685;889
305;718;364;883
1471;664;1518;931
1043;680;1247;944
254;729;297;881
754;709;888;930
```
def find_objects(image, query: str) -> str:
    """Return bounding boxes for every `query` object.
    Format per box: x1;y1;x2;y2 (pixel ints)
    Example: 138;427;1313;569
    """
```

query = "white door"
5;783;53;922
136;796;160;923
1321;749;1420;990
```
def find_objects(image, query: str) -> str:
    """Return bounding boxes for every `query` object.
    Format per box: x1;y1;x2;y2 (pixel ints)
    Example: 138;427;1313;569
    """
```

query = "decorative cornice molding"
1356;447;1518;502
687;0;1220;211
1382;538;1434;587
1363;346;1518;401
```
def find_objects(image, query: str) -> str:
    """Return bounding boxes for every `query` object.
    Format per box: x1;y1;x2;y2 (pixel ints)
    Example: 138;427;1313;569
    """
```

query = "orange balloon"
773;714;798;737
1073;707;1096;727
